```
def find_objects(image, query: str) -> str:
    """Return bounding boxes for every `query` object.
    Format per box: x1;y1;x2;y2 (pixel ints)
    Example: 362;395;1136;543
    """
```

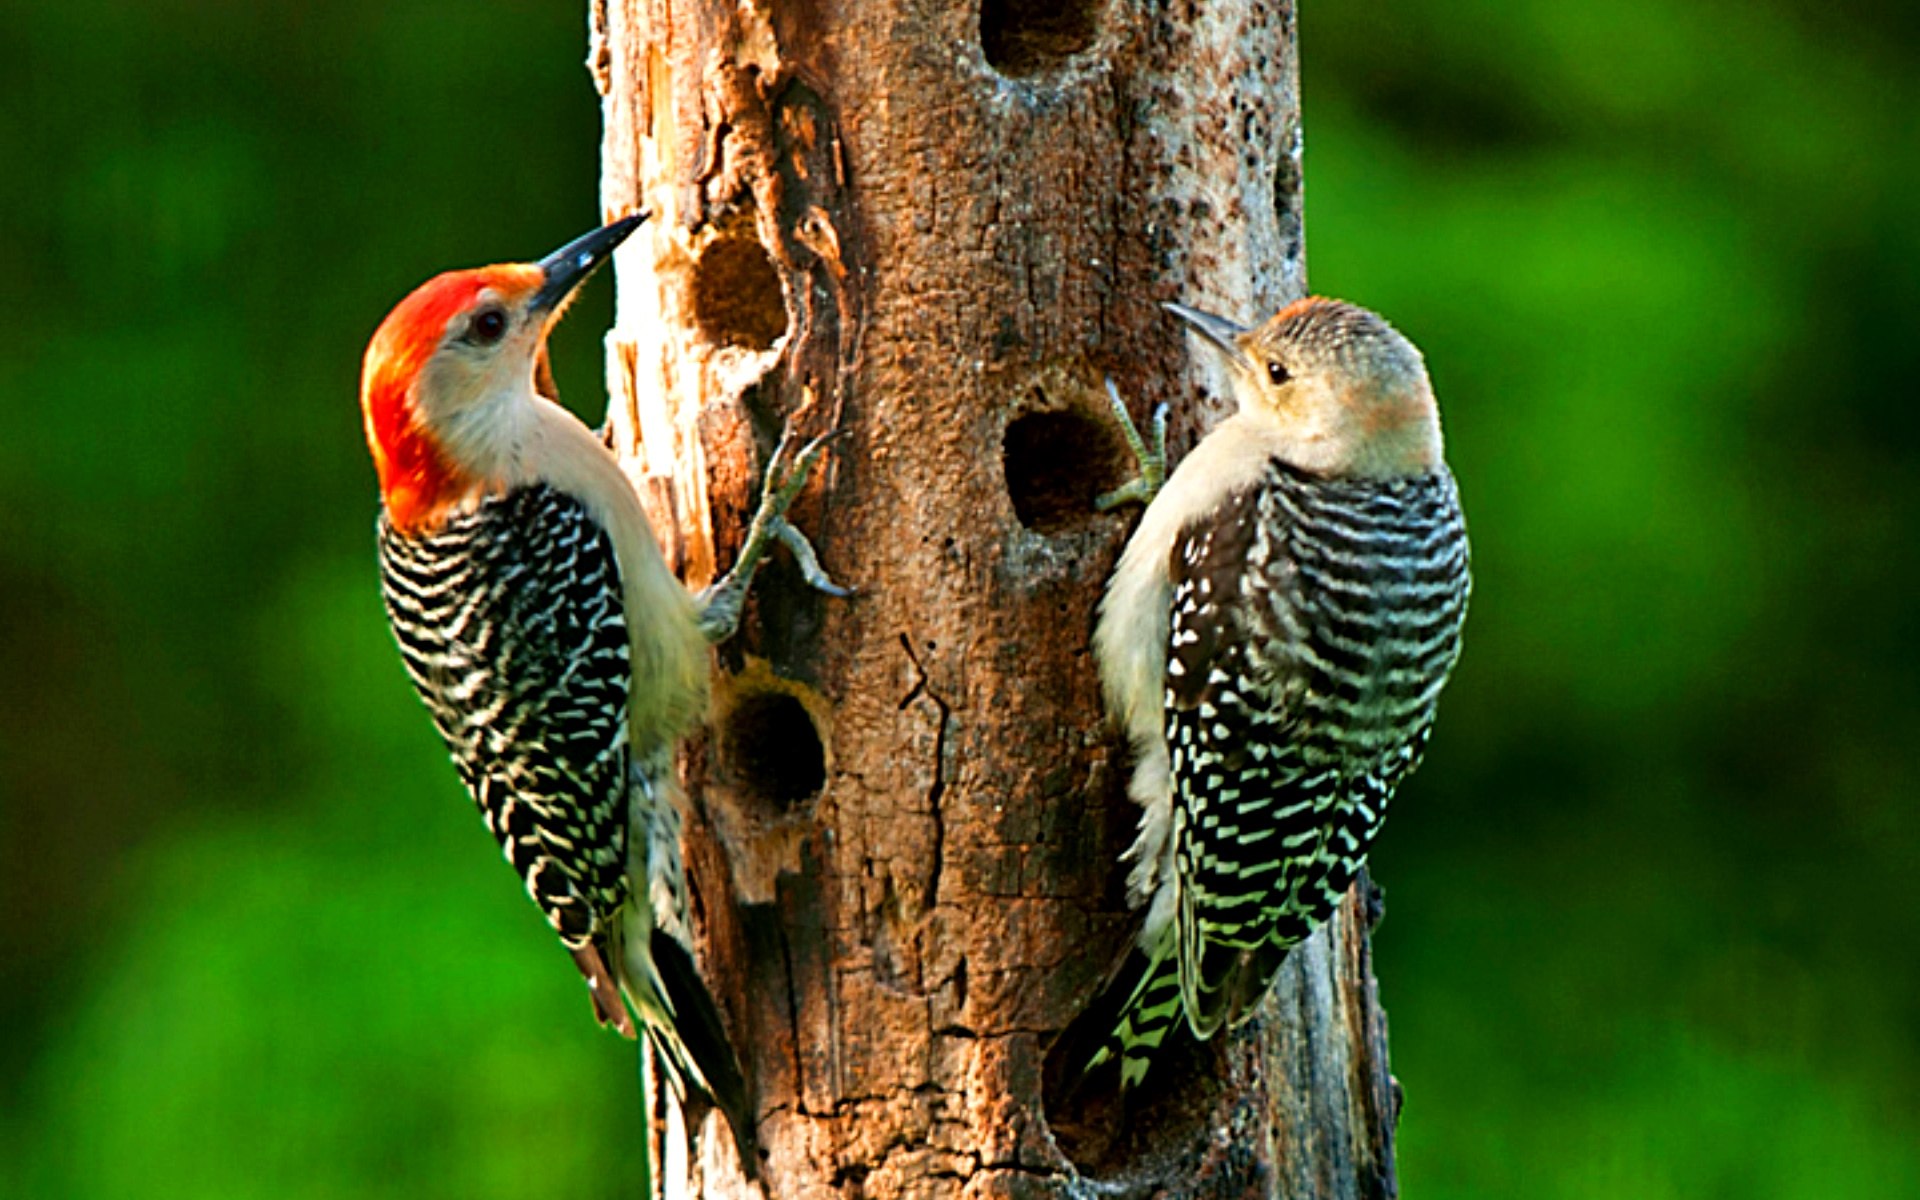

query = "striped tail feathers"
1048;930;1187;1099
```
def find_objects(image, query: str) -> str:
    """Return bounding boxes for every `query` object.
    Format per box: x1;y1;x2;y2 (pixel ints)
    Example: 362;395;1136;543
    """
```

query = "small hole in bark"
1045;1021;1220;1175
692;233;787;350
980;0;1101;77
1002;397;1128;535
723;690;825;811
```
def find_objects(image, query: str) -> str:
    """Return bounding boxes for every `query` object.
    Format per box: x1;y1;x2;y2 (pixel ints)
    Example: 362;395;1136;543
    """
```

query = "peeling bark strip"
594;1;1394;1197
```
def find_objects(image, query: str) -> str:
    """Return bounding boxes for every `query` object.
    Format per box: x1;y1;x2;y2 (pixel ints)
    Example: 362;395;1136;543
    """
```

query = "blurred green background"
1;2;1914;1197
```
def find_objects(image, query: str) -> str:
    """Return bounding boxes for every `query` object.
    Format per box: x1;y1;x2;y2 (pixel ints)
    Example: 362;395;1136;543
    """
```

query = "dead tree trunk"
591;1;1397;1196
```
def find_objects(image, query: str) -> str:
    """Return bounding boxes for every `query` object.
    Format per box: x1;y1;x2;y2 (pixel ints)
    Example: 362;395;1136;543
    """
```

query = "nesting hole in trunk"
693;233;787;351
720;687;826;813
980;0;1102;77
1045;1024;1223;1179
1002;392;1130;535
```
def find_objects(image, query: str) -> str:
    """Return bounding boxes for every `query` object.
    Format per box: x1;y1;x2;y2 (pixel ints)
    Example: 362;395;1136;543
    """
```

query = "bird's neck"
1240;387;1444;481
370;380;537;534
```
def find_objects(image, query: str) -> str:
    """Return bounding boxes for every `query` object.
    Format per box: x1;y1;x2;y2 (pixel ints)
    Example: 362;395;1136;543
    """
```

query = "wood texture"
591;1;1396;1195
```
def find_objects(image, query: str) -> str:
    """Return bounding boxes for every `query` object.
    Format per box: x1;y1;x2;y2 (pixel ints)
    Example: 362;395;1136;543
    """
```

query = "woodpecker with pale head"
362;215;840;1171
1055;297;1469;1090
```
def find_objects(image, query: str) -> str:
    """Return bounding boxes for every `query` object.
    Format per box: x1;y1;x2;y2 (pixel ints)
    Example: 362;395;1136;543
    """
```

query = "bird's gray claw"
776;520;855;598
697;422;850;641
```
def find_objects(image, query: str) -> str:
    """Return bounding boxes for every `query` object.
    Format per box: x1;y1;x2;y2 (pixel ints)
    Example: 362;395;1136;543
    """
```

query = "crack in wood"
897;633;950;912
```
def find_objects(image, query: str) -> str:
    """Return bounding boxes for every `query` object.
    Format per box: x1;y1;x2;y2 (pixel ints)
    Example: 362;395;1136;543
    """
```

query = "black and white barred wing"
1164;480;1329;1037
1167;465;1470;1039
377;484;633;951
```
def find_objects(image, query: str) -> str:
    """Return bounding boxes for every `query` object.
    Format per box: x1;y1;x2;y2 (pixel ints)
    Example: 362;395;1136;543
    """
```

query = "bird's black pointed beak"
530;214;646;314
1164;302;1256;373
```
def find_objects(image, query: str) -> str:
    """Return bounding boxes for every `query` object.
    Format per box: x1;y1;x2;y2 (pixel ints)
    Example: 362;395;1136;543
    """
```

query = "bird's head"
1167;297;1443;479
360;215;643;530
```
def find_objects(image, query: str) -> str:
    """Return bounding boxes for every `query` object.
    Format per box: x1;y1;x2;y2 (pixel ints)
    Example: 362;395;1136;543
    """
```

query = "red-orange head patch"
359;265;540;531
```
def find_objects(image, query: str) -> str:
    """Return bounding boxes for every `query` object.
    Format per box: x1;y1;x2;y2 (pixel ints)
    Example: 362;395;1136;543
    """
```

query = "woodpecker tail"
1048;935;1187;1097
646;928;759;1176
616;761;760;1182
619;934;760;1185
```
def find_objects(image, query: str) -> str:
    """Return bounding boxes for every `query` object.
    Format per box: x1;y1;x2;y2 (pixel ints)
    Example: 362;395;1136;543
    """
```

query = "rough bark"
590;1;1397;1196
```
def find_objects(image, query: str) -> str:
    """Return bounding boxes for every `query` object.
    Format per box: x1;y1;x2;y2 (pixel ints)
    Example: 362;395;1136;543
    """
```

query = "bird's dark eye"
469;308;509;345
1266;359;1291;385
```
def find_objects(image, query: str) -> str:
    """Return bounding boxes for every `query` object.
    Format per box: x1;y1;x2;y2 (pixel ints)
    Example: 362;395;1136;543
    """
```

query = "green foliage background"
2;2;1913;1196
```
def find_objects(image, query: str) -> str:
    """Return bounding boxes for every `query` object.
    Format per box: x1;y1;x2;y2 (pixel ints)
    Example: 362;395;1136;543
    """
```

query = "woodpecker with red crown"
1055;297;1470;1093
360;214;841;1174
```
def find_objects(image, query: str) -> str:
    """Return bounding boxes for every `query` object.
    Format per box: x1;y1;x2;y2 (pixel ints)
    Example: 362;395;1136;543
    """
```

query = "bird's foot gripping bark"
1095;377;1169;511
698;426;851;643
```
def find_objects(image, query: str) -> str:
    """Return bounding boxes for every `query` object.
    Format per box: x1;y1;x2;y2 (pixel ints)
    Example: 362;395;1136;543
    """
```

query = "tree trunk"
590;1;1398;1197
